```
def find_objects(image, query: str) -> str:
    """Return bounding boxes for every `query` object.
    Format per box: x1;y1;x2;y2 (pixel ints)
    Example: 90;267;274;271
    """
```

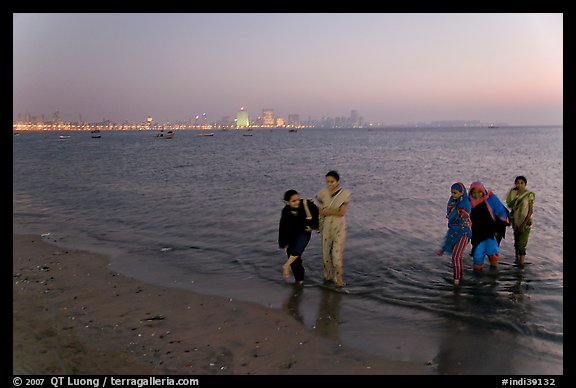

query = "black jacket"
278;199;319;249
470;201;509;248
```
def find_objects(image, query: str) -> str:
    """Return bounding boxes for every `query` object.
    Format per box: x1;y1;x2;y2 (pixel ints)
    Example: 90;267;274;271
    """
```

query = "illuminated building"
262;109;274;126
236;107;249;127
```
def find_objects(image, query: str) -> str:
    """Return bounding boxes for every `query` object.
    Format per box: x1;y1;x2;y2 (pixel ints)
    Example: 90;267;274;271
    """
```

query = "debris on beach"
141;315;166;322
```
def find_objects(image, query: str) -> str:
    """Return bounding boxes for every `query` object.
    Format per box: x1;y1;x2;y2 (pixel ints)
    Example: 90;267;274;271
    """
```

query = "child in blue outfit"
436;182;472;286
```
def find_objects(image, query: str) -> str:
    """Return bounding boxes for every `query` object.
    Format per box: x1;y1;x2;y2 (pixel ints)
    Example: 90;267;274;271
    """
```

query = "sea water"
13;126;563;374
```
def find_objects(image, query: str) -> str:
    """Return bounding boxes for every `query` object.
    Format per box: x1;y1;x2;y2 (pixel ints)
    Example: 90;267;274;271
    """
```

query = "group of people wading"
435;176;535;286
279;172;534;289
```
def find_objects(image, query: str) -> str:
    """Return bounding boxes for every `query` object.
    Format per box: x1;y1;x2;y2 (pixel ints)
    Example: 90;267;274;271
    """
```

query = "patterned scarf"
447;182;471;219
469;181;509;223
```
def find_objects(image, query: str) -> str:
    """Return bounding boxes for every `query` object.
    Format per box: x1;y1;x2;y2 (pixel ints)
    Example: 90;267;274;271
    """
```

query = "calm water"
13;126;563;374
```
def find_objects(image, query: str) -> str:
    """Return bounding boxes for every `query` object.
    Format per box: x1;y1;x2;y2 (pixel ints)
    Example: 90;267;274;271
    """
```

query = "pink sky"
13;13;563;125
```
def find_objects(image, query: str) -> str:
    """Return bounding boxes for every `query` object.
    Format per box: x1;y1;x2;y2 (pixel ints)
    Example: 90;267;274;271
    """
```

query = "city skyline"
14;106;363;127
12;106;514;129
13;13;563;126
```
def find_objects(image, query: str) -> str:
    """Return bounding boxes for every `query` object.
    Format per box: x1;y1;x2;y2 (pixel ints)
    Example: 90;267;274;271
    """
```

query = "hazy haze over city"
13;13;563;126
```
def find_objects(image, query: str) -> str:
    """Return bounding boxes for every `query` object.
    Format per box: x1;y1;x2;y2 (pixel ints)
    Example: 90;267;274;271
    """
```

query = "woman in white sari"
316;171;351;288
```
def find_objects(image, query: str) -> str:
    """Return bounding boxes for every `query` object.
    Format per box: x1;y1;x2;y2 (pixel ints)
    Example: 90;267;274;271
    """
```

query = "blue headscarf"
447;182;471;222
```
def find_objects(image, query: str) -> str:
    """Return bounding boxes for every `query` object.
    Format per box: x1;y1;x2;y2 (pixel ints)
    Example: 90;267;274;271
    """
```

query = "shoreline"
13;233;434;375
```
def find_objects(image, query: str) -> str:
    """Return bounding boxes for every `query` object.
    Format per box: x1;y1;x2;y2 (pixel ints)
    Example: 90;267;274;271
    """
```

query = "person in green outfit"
506;176;535;267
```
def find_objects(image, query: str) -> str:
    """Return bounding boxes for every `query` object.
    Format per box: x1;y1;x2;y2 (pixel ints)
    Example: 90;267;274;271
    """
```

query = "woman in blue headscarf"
468;181;510;271
436;182;472;286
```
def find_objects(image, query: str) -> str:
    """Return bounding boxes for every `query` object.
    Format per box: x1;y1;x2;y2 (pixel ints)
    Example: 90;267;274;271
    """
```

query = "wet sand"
13;234;434;375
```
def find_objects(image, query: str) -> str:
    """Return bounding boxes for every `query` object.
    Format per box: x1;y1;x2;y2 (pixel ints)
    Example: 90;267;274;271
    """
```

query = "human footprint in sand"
278;189;319;284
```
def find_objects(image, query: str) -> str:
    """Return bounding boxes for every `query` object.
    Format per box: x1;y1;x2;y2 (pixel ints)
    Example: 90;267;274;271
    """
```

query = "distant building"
287;114;300;127
351;110;358;127
251;116;263;126
219;116;230;126
262;109;274;126
236;107;249;127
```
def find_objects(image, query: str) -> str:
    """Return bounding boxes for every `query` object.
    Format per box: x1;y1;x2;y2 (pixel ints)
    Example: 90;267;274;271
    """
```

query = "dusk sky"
13;13;563;125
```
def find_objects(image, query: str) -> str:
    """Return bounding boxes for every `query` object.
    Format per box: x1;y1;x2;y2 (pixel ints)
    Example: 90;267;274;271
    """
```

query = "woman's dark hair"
326;170;340;181
284;189;299;201
515;176;527;184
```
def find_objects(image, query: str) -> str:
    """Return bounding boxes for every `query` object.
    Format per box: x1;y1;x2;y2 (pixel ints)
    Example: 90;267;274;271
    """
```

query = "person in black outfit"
469;181;510;271
278;189;319;284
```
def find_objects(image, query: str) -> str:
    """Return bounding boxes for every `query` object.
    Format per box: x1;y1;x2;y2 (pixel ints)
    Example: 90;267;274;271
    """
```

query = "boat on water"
155;129;170;138
91;129;101;138
198;132;215;137
288;128;298;132
59;135;71;140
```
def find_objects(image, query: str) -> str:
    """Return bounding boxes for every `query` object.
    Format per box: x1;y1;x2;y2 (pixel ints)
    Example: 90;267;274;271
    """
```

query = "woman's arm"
320;202;348;217
307;201;320;229
518;198;534;232
505;188;516;208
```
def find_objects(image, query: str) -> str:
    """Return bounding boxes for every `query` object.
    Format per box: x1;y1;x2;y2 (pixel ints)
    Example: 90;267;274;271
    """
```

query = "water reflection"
282;284;305;324
282;285;344;341
433;266;533;374
507;267;528;304
314;288;343;340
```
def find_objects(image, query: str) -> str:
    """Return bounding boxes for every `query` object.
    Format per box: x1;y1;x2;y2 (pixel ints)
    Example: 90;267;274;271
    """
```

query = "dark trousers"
287;233;310;282
290;256;305;282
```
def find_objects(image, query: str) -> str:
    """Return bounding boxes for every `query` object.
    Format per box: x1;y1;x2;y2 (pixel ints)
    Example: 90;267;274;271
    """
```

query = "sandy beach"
13;234;434;375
